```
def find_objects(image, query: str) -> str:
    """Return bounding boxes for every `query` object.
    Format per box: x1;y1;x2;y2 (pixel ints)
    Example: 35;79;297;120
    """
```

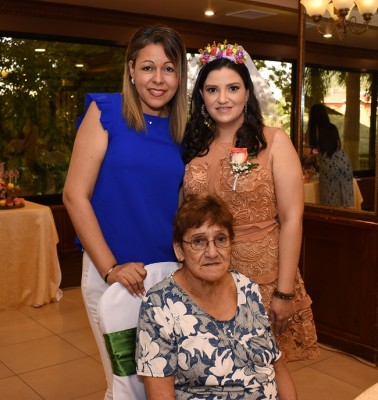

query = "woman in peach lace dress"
182;41;319;362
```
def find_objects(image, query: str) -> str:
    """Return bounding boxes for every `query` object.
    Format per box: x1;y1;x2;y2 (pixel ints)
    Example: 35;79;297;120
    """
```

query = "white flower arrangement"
230;148;258;190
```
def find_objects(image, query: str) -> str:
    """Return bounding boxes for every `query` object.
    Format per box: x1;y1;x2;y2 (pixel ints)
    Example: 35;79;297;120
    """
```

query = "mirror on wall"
296;2;378;216
301;65;377;213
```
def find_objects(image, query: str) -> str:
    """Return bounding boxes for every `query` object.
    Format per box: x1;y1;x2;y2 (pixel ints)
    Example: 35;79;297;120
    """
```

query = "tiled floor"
1;288;378;400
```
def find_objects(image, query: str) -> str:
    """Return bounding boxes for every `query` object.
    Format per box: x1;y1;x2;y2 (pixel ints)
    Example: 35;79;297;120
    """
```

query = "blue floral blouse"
319;148;354;207
136;271;281;399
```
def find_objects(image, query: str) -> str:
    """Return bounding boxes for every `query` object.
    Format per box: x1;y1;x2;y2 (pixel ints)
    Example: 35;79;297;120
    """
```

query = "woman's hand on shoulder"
107;262;147;297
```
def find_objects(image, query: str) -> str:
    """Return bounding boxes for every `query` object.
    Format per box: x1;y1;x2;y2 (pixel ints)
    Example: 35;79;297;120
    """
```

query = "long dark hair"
319;123;341;157
182;58;266;164
307;103;330;149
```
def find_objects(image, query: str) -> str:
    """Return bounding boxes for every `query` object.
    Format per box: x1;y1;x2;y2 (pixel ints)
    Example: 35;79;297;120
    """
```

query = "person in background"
305;103;354;207
63;25;187;399
304;102;331;158
181;41;319;362
318;122;354;207
136;194;298;399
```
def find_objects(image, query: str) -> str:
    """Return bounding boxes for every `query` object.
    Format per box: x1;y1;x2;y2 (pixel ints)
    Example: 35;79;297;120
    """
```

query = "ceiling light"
204;10;215;17
300;0;378;40
34;48;46;52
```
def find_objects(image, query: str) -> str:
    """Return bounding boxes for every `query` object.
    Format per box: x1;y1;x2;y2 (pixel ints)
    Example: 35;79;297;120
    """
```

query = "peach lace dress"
183;126;319;362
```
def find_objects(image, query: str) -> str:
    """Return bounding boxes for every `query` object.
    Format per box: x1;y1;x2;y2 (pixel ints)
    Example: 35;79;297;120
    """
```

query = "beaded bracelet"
104;263;119;283
273;289;295;301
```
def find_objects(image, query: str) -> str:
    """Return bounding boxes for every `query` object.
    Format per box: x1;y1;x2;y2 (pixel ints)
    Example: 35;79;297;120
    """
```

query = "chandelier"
300;0;378;40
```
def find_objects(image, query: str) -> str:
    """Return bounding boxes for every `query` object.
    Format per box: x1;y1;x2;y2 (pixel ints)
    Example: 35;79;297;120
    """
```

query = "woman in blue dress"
63;25;187;399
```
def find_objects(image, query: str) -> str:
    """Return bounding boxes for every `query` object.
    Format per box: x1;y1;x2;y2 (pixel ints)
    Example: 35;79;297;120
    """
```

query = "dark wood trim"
316;330;378;365
304;209;378;227
301;213;378;364
49;204;82;288
1;0;377;70
305;41;378;71
0;0;295;57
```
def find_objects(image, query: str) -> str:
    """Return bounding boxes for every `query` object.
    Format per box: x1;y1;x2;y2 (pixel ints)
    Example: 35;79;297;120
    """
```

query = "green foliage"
304;67;335;108
255;60;292;132
0;37;124;195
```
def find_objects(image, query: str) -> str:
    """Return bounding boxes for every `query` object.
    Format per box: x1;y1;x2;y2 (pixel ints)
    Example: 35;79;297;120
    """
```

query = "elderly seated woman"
136;194;297;399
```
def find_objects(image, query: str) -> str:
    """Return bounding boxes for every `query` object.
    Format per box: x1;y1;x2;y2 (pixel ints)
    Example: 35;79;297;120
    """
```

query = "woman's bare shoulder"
262;126;293;152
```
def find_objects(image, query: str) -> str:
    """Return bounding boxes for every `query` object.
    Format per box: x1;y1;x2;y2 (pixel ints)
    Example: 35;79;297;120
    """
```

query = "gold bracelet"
104;263;119;283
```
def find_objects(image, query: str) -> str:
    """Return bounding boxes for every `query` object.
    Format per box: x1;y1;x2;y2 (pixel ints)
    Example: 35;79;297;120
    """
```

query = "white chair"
98;261;179;400
354;382;378;400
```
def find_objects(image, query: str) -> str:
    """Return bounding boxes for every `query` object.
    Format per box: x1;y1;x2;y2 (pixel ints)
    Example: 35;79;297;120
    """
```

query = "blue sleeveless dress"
76;93;184;265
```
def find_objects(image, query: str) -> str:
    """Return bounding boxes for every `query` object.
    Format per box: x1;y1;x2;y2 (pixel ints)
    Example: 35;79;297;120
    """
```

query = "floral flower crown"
198;40;247;66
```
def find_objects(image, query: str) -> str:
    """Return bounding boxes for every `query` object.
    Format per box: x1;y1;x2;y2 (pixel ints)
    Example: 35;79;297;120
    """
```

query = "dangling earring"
201;104;209;118
131;77;135;85
244;103;248;118
201;104;215;130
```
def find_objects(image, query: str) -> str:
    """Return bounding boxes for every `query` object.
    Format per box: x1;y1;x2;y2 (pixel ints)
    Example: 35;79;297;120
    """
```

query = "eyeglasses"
182;234;231;251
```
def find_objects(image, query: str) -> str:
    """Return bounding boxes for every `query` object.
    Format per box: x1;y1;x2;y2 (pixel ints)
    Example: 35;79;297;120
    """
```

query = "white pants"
81;253;178;400
81;252;114;400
